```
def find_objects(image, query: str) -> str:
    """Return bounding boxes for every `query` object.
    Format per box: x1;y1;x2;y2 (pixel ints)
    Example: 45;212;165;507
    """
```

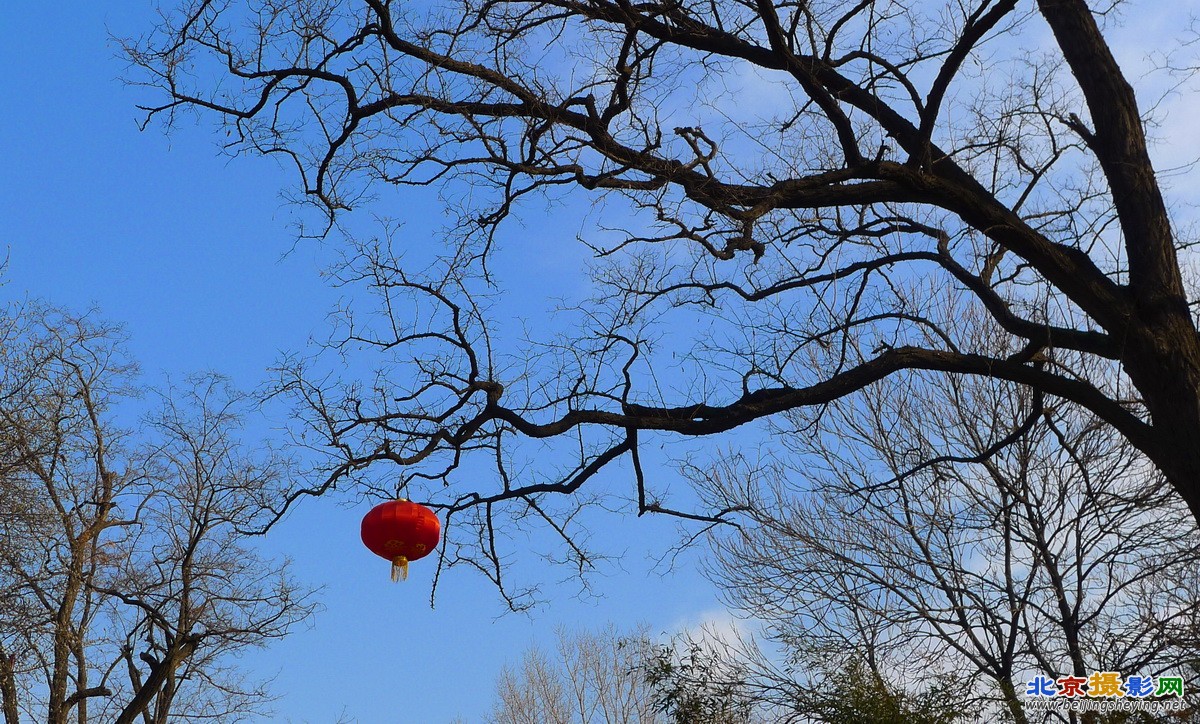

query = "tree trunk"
0;648;19;724
112;637;199;724
1122;316;1200;521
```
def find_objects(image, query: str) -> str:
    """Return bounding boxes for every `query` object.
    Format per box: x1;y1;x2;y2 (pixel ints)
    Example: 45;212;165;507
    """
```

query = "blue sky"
0;3;731;721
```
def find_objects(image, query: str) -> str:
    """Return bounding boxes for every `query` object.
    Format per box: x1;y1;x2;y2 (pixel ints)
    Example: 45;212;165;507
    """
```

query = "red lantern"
360;500;441;581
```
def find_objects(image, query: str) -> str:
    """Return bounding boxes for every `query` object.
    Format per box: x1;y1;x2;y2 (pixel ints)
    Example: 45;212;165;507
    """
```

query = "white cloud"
667;607;758;649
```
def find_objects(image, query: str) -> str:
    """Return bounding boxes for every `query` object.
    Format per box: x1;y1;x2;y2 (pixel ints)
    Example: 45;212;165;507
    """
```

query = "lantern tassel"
391;556;409;582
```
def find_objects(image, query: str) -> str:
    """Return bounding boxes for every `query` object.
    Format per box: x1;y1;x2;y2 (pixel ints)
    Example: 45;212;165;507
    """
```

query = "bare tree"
123;0;1200;596
0;302;319;724
489;625;665;724
694;360;1200;722
490;622;972;723
0;303;143;724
